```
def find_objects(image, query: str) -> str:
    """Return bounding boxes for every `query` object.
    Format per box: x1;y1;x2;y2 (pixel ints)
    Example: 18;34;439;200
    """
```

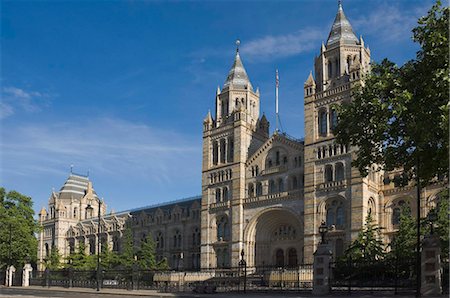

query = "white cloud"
241;27;326;61
1;86;52;117
352;2;431;44
1;117;201;186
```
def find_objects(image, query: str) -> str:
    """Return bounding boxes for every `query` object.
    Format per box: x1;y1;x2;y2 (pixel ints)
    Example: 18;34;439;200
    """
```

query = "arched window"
156;232;164;249
217;216;230;241
256;182;263;196
325;165;333;182
89;238;96;255
292;176;298;189
319;110;328;136
330;109;338;130
326;199;345;229
269;180;275;194
113;236;120;251
276;151;280;165
215;188;221;203
212;141;218;165
248;183;255;197
73;207;77;219
276;249;284;267
288;248;298;267
392;208;401;225
335;162;344;181
392;200;411;226
220;139;226;163
228;139;234;162
222;187;228;201
278;178;284;192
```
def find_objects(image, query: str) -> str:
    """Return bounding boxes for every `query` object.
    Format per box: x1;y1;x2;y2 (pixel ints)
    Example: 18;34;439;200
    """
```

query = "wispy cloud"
241;27;326;61
353;2;431;44
1;117;201;185
1;86;53;119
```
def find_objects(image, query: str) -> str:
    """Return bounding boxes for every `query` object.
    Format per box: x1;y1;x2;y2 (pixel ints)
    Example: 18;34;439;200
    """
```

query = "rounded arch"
244;207;303;267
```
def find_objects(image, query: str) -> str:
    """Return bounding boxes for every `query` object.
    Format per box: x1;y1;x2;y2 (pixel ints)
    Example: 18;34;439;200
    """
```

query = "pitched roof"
223;50;253;91
326;2;359;47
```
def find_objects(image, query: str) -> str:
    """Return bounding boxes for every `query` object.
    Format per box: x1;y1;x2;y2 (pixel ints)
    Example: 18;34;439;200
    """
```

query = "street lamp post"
426;209;437;235
86;199;102;292
238;249;247;293
319;221;328;244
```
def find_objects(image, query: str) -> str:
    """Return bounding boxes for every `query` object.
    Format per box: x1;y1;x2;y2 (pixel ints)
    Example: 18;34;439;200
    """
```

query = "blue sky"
1;0;433;214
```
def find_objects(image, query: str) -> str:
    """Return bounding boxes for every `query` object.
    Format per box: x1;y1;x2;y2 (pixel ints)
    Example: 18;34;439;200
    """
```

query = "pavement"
0;286;446;298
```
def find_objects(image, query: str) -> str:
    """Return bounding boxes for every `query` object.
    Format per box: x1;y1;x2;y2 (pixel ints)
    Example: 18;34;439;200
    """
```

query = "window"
220;139;226;163
328;62;332;79
319;110;328;136
269;180;275;194
212;141;218;165
222;187;228;201
228;139;234;162
215;188;221;203
326;199;345;229
330;109;338;130
276;151;280;165
217;216;230;241
156;232;164;249
335;162;344;181
288;248;298;267
256;182;262;196
325;165;333;182
392;208;401;226
276;249;284;267
278;178;284;192
248;183;255;197
292;176;298;189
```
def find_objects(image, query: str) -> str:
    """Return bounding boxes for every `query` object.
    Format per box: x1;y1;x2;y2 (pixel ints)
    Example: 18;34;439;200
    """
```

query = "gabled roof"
246;132;304;166
223;47;253;92
326;2;359;47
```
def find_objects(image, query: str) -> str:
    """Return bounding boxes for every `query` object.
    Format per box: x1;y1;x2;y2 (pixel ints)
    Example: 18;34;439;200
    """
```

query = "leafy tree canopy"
334;1;449;185
0;187;40;269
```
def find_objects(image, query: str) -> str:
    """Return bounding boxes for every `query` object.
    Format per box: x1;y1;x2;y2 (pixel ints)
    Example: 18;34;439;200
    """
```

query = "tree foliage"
0;187;40;269
66;242;96;270
344;213;385;262
334;1;449;184
388;207;416;261
45;245;62;270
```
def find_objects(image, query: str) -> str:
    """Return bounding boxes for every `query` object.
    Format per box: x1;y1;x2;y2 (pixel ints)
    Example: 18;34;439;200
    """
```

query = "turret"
304;71;316;98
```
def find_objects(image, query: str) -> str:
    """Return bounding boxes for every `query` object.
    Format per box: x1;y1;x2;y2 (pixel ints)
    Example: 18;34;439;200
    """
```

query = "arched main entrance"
245;208;303;267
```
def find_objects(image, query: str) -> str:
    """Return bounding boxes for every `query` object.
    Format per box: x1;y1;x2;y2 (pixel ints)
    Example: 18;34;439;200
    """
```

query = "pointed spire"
305;71;316;87
326;1;359;47
216;86;221;95
204;110;213;123
223;40;253;91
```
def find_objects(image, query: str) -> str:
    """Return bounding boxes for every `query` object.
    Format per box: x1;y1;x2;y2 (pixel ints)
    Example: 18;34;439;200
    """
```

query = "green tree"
388;207;416;261
45;245;62;270
333;1;449;185
119;227;136;269
100;242;120;269
0;187;40;269
66;242;96;270
136;235;156;269
344;213;385;262
425;190;449;260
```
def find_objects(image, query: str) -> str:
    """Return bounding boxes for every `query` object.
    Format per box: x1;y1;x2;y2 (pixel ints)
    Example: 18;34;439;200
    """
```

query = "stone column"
22;264;33;287
312;244;332;295
421;234;442;296
6;265;15;287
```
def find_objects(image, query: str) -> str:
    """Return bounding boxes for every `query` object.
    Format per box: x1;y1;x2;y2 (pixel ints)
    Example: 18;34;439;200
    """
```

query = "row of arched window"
154;227;201;250
317;143;348;159
324;163;345;182
247;175;303;197
209;169;232;184
326;199;345;229
212;138;234;165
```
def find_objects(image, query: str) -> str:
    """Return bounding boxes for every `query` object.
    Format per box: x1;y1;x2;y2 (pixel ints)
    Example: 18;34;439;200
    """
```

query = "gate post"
312;244;332;295
22;264;32;287
6;265;15;287
421;234;441;296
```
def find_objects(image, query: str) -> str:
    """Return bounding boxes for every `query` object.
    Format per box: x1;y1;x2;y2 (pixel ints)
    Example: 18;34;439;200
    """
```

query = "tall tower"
303;2;375;263
200;41;269;269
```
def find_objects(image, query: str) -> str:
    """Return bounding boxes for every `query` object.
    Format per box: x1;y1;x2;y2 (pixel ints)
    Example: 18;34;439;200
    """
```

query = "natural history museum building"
37;3;445;271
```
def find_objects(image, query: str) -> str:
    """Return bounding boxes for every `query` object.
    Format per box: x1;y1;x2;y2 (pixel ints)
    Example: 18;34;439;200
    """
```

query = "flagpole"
276;69;279;132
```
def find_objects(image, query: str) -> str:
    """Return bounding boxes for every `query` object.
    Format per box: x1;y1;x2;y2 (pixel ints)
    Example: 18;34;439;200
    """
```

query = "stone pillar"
421;234;442;296
6;265;16;287
312;244;332;295
22;264;33;287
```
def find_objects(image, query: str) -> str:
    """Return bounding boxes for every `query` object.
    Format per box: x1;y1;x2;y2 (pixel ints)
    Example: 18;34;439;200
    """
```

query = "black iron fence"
330;258;416;294
29;265;313;293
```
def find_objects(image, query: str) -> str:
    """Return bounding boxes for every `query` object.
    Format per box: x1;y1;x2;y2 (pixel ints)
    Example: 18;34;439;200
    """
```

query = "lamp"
319;221;328;244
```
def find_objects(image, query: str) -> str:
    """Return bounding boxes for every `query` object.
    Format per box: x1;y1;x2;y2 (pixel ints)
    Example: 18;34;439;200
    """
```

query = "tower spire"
326;0;358;47
236;39;240;53
223;40;253;91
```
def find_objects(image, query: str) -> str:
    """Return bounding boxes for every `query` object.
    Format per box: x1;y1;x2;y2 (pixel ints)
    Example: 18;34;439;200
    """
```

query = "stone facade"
37;2;446;271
